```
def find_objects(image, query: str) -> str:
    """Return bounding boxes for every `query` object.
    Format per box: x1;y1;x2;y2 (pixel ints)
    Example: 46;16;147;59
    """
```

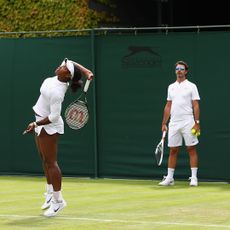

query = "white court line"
0;214;229;228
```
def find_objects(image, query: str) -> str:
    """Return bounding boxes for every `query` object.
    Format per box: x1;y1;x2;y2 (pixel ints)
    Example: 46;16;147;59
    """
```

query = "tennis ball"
196;131;201;137
191;128;196;135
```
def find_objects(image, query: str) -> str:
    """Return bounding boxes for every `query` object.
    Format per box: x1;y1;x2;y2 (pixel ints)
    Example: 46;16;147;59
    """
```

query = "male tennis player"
24;58;93;217
159;60;200;186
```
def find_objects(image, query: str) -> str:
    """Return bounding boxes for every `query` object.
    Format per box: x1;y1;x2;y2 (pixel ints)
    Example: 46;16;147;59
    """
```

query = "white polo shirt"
33;76;68;123
167;79;200;123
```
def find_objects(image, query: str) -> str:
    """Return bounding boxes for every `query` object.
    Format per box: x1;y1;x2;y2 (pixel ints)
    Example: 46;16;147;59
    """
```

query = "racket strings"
156;144;163;154
65;102;89;129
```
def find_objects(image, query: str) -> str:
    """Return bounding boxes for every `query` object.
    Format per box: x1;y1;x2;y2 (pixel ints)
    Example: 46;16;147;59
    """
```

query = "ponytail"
70;65;83;92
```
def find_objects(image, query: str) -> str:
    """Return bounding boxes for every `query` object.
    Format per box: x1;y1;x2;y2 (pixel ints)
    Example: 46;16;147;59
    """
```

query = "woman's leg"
35;133;52;185
37;129;67;217
37;128;62;191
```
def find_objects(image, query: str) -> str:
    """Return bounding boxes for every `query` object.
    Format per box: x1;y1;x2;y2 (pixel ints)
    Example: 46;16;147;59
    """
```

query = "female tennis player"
24;58;93;217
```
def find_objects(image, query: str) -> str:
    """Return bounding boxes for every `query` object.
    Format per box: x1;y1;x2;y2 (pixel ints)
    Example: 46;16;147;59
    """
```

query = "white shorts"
168;119;199;147
34;115;64;136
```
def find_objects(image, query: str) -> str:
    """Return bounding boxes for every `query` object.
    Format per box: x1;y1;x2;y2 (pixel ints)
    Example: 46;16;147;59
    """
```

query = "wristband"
195;120;200;124
33;122;38;128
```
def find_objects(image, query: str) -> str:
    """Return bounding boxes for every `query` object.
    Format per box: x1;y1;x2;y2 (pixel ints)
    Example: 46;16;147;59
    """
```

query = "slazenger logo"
122;46;162;68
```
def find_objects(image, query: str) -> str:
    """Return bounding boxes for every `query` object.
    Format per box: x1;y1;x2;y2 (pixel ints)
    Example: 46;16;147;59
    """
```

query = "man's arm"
193;100;200;122
162;101;172;132
192;100;200;129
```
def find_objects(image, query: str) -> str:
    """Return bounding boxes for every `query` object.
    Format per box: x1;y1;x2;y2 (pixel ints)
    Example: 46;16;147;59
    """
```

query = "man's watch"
195;120;200;124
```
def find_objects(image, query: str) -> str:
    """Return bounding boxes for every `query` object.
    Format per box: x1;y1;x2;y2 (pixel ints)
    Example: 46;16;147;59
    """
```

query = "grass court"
0;176;229;230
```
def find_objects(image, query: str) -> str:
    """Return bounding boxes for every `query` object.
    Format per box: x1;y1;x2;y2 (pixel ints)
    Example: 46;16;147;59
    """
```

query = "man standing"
159;60;200;186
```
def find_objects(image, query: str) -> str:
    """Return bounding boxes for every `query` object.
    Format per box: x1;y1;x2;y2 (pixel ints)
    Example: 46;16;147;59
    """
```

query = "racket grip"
162;130;167;138
83;79;91;93
22;130;28;135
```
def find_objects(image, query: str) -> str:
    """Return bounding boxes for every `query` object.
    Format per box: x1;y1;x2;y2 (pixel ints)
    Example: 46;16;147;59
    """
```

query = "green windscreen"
0;30;229;182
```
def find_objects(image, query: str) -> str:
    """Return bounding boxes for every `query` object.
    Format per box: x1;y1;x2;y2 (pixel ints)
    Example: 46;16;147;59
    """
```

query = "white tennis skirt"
34;115;64;136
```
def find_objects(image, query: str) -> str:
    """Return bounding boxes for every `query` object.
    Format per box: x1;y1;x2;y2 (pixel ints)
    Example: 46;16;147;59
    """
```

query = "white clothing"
167;79;200;147
167;79;200;123
34;115;64;136
168;119;199;147
61;58;74;79
33;76;68;135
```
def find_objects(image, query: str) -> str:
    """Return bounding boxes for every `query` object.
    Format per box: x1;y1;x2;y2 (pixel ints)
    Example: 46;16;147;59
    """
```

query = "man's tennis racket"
154;131;167;166
64;79;91;130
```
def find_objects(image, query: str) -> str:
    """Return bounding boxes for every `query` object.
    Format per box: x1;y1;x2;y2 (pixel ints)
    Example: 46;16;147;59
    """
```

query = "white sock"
53;191;63;202
46;184;53;194
191;167;198;178
167;168;175;179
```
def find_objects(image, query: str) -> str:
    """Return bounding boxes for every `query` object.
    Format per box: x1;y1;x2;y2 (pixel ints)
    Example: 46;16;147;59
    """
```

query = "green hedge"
0;0;117;37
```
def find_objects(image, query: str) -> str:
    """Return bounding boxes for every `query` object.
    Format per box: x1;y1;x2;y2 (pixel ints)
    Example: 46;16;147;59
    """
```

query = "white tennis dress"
33;76;68;135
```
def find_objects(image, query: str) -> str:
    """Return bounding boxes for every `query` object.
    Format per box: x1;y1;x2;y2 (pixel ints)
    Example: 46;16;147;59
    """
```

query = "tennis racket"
64;79;91;130
154;131;167;166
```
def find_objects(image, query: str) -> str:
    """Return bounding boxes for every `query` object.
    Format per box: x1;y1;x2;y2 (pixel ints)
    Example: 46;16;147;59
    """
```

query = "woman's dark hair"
70;65;83;92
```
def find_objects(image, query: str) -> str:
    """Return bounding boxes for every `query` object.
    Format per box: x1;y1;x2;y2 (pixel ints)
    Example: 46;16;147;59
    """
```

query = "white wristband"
33;122;38;128
195;120;200;124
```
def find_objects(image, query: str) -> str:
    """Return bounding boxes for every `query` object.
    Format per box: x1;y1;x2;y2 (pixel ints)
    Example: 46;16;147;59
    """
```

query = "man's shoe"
189;177;198;186
159;176;175;186
44;200;67;217
41;193;53;210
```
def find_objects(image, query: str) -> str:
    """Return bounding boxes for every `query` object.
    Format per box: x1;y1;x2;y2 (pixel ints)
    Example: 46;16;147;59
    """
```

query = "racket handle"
162;130;167;139
22;130;28;135
83;79;91;93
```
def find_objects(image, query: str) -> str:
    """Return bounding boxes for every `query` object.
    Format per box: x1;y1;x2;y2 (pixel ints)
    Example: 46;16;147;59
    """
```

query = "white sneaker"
41;193;53;210
189;177;198;186
43;200;67;217
159;176;175;186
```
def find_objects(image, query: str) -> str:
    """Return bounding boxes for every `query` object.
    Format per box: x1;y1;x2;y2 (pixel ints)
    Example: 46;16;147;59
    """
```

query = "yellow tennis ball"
191;128;196;135
196;131;200;137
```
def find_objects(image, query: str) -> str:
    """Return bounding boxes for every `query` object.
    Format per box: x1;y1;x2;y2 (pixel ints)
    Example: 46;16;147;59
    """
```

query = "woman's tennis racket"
64;79;91;130
154;131;167;166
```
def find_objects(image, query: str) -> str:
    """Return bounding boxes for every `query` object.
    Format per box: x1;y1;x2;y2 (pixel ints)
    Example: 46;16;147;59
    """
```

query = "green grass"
0;176;229;230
